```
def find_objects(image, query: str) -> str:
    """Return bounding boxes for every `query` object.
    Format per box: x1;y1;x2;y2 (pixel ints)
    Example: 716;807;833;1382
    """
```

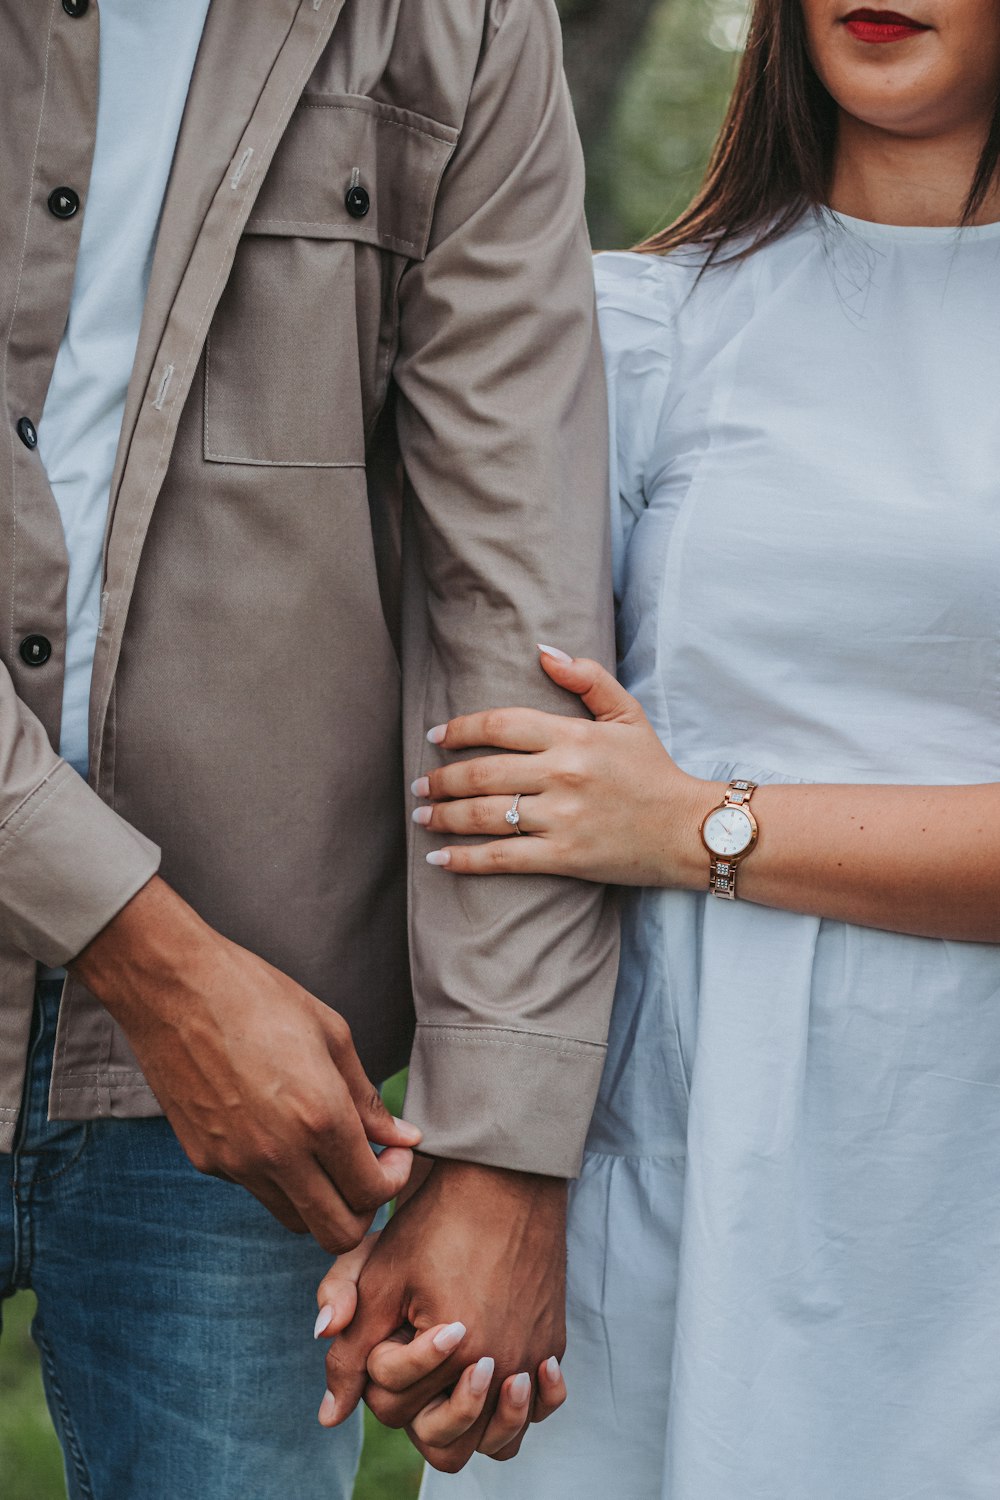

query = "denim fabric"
0;980;361;1500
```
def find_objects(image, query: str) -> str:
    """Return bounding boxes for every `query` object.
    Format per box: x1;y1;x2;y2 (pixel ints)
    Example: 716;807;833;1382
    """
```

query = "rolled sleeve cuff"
0;762;161;967
404;1023;607;1179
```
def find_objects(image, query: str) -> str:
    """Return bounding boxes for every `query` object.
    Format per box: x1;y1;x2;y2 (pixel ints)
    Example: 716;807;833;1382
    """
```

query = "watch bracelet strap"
709;857;738;899
709;780;757;900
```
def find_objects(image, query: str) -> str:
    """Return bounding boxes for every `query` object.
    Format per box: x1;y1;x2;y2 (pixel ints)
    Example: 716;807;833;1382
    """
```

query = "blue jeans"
1;980;362;1499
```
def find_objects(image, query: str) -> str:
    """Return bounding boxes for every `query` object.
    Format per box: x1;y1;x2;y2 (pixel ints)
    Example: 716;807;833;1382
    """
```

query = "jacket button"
48;186;80;219
19;634;52;667
62;0;89;14
16;417;38;450
345;183;370;219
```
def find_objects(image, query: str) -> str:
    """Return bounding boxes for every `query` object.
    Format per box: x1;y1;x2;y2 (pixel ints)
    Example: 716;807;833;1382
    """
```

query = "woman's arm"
412;647;1000;945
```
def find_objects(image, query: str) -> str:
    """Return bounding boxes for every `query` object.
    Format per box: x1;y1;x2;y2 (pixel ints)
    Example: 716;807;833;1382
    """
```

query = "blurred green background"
0;2;745;1495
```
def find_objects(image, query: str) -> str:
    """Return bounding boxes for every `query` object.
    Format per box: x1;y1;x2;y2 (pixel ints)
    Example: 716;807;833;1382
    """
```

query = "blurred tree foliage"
560;0;748;249
558;0;663;166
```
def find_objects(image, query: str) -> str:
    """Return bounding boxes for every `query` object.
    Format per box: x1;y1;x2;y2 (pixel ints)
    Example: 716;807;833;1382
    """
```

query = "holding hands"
315;647;701;1473
315;1160;568;1472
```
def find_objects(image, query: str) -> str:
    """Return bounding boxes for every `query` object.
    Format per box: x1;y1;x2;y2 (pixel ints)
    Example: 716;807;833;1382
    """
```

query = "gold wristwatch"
700;779;758;900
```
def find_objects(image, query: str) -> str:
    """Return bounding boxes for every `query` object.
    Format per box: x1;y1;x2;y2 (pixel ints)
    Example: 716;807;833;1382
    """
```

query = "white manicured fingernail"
313;1306;334;1339
411;777;430;797
412;806;432;826
426;850;451;867
537;643;573;664
432;1321;467;1353
511;1372;532;1405
544;1356;560;1381
427;725;448;745
318;1391;337;1425
470;1357;495;1395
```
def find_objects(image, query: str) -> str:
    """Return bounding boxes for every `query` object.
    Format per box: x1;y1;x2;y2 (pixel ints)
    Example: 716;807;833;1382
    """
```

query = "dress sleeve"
594;252;681;599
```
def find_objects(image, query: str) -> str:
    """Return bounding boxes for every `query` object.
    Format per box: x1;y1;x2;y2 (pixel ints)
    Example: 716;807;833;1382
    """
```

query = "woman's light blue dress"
422;213;1000;1499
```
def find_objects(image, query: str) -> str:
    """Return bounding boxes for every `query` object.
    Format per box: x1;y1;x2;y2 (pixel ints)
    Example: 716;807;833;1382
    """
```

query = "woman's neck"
829;112;1000;227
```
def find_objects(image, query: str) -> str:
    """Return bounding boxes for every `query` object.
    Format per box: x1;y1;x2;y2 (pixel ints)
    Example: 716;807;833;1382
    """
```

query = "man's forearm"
71;873;212;1021
71;873;421;1255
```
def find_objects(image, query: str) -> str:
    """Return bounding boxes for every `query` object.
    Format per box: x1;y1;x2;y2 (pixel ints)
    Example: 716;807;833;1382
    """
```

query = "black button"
62;0;89;15
16;417;37;450
345;184;370;220
19;634;52;667
48;187;80;220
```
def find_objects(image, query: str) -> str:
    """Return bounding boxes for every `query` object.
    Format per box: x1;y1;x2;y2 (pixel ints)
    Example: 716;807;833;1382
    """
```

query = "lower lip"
844;18;928;41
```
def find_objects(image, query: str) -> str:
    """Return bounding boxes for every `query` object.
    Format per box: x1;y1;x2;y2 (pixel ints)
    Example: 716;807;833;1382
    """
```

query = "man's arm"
0;669;159;967
319;0;619;1468
72;875;420;1253
397;0;618;1179
0;675;419;1253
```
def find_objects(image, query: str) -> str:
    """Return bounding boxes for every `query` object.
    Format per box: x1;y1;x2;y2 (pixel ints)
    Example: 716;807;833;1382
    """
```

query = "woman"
328;0;1000;1491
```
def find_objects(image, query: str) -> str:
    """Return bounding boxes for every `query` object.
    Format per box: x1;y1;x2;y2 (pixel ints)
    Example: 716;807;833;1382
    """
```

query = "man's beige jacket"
0;0;618;1174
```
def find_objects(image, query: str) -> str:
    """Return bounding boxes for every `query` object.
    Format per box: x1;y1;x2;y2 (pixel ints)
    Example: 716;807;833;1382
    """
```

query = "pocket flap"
245;93;458;259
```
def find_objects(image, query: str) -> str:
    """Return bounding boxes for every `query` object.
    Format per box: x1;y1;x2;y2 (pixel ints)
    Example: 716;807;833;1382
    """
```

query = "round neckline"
824;207;1000;243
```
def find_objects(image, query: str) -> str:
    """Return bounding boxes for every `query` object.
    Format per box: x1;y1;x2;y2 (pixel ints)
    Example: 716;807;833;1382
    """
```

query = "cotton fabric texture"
422;219;1000;1497
0;0;617;1172
37;0;211;782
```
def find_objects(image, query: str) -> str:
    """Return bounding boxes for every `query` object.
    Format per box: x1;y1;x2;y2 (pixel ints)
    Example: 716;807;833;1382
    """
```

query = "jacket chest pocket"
204;94;457;469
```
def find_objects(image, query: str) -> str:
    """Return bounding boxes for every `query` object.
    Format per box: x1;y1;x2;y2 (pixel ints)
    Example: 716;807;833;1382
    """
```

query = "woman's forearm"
415;654;1000;946
688;779;1000;943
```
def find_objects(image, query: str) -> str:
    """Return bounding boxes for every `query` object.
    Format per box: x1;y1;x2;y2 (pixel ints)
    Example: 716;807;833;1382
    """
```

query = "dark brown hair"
640;0;1000;261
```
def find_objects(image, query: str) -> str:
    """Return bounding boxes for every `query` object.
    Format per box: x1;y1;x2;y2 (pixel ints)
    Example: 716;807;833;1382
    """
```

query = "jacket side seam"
50;1070;149;1084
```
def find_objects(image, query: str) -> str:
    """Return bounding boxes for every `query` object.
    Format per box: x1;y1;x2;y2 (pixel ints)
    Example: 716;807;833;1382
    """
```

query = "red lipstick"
842;8;930;42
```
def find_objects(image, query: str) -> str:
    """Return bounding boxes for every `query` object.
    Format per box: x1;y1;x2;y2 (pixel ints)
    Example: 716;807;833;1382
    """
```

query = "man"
0;0;617;1494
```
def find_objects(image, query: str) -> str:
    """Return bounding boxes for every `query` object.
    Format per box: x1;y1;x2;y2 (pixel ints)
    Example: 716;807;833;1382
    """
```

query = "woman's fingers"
532;1355;567;1423
367;1321;469;1393
416;753;549;804
314;1233;378;1340
476;1371;534;1457
413;794;542;838
427;706;558;754
537;647;642;725
475;1357;565;1463
425;837;553;876
409;1357;496;1448
404;1355;566;1462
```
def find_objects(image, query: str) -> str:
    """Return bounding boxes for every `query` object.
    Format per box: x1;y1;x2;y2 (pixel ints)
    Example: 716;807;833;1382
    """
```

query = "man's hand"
314;1158;568;1472
72;876;421;1253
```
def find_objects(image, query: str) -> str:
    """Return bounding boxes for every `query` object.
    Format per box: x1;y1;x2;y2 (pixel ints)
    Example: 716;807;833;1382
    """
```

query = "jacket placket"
49;0;350;1121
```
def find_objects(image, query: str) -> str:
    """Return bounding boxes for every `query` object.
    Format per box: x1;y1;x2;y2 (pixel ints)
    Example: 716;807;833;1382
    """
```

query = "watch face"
703;806;755;858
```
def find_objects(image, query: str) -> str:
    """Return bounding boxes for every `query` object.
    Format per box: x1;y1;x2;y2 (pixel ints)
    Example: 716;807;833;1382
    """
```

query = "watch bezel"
700;802;759;860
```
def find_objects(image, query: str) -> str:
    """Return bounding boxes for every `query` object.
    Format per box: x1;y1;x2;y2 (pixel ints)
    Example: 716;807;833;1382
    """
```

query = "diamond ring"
505;793;524;834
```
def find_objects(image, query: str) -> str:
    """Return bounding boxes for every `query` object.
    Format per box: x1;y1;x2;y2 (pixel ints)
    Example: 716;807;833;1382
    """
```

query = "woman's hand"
314;1219;568;1469
411;646;712;888
415;648;1000;946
